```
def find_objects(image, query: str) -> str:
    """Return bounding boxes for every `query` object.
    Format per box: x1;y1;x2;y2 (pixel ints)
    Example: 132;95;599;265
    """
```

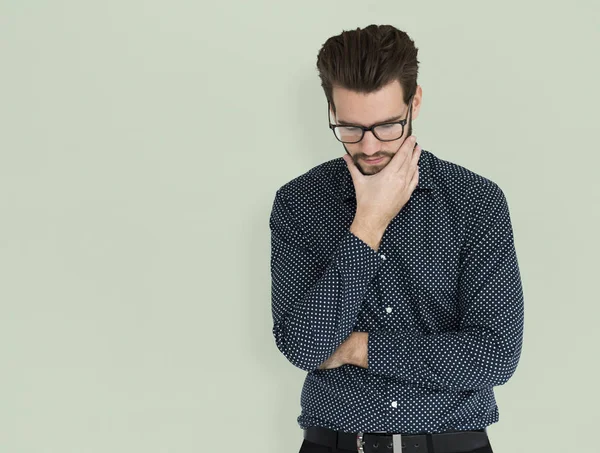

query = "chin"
361;160;387;172
359;165;383;176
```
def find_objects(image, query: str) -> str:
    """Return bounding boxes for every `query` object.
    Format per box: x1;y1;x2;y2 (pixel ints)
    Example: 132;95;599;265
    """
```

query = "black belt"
303;426;490;453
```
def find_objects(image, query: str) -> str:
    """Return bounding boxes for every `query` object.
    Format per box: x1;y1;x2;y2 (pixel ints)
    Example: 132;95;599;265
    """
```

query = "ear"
410;85;423;121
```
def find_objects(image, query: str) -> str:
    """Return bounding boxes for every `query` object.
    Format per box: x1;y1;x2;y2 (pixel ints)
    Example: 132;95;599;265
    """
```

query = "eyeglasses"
328;95;414;144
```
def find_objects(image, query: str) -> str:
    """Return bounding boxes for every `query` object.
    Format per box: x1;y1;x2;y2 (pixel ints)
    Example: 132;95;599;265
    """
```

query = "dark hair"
316;24;420;115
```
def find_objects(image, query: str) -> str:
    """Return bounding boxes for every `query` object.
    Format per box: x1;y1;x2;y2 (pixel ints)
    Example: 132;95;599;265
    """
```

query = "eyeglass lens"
334;123;404;143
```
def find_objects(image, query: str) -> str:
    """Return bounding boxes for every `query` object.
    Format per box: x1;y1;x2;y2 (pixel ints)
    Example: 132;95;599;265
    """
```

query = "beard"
343;112;414;176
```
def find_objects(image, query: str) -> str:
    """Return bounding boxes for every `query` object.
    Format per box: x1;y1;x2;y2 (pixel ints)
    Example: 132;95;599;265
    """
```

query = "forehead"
331;80;405;125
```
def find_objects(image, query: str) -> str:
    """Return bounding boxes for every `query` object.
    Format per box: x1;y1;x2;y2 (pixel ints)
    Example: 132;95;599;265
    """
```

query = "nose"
360;130;382;157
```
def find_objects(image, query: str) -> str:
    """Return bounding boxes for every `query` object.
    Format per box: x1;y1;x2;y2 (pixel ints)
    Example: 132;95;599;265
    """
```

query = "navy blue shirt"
269;148;524;434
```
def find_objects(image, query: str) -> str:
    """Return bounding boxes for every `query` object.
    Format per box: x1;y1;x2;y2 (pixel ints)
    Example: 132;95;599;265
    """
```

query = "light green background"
1;1;599;453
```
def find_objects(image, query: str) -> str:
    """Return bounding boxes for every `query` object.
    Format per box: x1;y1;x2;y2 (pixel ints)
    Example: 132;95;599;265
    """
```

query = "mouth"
363;156;385;164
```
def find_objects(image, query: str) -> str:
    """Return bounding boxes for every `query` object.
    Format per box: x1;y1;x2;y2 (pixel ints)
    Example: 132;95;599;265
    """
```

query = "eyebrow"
336;114;404;127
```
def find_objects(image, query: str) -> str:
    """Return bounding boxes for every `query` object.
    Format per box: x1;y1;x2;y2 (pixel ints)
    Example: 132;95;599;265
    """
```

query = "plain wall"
1;1;599;452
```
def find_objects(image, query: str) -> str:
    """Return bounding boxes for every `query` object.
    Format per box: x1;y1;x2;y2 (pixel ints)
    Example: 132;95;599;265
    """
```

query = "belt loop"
392;434;403;452
426;433;434;453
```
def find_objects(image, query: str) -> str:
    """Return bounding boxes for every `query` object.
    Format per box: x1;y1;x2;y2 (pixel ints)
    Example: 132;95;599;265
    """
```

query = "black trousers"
298;437;494;453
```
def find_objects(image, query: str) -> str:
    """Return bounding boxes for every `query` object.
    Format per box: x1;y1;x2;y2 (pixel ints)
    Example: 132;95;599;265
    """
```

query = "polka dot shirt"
269;148;524;434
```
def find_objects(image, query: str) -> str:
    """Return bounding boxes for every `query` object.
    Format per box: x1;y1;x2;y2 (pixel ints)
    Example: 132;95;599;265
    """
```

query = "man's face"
330;80;422;175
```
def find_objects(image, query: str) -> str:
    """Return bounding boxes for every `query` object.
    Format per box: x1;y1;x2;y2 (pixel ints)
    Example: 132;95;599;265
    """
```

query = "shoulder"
427;149;506;203
274;157;344;205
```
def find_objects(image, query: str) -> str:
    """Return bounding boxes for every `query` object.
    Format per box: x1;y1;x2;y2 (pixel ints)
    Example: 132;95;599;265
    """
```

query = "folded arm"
270;188;385;372
364;181;525;391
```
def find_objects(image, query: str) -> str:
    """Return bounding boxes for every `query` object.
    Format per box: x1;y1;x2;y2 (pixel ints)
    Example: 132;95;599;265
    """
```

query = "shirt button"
386;307;393;314
391;401;398;408
380;254;386;260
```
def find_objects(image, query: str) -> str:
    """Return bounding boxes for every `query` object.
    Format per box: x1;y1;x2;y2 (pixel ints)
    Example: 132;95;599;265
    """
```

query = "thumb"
342;154;361;181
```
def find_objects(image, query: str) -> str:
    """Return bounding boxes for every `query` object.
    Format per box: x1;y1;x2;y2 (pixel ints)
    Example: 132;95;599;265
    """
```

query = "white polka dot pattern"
269;149;524;434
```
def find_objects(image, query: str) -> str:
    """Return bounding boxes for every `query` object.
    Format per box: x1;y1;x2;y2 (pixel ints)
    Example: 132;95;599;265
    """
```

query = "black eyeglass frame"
328;94;415;144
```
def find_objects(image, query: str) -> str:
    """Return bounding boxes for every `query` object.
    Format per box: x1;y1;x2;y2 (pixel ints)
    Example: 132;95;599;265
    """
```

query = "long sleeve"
367;181;524;391
270;188;385;372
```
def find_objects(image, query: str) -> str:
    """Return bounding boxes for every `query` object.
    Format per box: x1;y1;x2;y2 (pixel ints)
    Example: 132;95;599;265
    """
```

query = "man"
269;24;523;453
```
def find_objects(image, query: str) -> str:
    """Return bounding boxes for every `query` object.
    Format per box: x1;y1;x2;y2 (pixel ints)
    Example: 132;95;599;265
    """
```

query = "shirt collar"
338;149;436;203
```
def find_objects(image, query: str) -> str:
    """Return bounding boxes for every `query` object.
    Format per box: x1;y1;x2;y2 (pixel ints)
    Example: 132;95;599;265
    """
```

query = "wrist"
350;218;387;252
353;211;389;233
346;332;369;368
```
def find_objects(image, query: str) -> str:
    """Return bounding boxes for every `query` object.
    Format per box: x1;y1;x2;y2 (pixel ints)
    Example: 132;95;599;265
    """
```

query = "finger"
387;135;416;174
398;142;421;178
403;145;421;186
342;154;362;182
408;162;419;191
409;144;422;174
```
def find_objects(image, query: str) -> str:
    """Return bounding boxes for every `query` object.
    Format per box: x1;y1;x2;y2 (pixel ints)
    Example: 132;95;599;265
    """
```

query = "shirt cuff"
335;229;385;284
367;330;421;377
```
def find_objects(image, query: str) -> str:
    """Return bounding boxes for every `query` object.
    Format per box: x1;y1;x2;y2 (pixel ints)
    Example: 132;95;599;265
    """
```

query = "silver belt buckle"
356;432;365;453
357;432;403;452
